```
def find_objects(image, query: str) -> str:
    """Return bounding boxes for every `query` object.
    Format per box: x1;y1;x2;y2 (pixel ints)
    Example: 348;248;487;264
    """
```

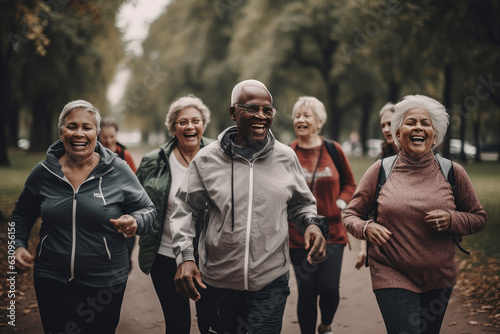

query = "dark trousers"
211;273;290;334
290;243;344;334
34;277;126;334
151;254;191;334
375;287;453;334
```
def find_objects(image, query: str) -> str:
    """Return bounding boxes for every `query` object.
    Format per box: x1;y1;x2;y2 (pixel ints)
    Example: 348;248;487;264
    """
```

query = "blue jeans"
374;287;453;334
210;273;290;334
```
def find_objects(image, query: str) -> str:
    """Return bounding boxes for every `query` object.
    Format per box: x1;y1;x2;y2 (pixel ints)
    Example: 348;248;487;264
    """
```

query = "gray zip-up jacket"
171;126;318;291
12;140;156;287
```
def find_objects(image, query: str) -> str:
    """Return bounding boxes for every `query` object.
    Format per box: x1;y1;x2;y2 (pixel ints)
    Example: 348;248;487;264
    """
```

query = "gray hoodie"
171;126;317;291
13;140;156;287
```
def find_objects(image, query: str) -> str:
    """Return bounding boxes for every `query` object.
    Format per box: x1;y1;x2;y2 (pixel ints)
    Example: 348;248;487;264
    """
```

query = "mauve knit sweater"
343;150;487;293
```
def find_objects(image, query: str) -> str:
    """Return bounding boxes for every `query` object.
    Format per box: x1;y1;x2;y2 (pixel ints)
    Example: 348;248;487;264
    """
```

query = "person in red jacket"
289;96;357;334
99;117;137;172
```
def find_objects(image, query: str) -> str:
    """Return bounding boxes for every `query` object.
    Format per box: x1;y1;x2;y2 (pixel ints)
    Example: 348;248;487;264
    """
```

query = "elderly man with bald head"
170;79;328;333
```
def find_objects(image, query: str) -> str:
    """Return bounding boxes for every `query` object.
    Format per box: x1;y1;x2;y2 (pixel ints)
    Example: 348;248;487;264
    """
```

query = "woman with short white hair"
343;94;487;334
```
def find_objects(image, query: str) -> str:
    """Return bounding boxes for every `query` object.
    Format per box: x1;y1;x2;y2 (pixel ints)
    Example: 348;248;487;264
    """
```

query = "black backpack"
365;153;470;267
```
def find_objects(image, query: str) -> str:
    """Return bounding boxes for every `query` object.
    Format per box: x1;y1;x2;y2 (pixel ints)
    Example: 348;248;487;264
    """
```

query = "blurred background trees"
2;0;500;165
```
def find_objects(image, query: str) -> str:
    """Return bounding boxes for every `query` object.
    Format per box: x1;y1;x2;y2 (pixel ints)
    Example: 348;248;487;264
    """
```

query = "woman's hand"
110;214;138;237
424;210;451;232
365;222;392;247
15;247;34;271
355;240;367;270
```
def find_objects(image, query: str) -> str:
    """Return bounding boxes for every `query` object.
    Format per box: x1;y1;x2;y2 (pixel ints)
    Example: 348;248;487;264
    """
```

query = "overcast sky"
107;0;170;105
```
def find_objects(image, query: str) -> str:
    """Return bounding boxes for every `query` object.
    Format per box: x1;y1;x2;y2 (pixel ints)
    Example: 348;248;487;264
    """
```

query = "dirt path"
6;238;497;333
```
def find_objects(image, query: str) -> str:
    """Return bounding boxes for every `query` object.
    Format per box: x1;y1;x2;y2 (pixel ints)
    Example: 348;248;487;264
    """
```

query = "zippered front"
41;162;113;281
38;234;48;257
243;162;254;291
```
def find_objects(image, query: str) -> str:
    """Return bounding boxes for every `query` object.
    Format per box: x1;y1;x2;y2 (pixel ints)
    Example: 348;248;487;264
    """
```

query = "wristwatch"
307;216;329;238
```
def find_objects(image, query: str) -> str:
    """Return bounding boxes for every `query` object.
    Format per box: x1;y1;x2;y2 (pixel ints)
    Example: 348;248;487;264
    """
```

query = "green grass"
1;149;499;261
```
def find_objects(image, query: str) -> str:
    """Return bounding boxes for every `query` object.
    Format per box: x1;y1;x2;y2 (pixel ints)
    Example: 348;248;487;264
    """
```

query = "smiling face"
230;84;273;145
60;108;98;161
380;109;394;145
396;107;436;159
293;107;320;139
173;106;204;152
99;126;118;152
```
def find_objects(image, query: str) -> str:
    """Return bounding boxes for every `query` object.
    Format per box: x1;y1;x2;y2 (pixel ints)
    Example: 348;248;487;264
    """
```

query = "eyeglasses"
235;104;276;119
175;118;203;127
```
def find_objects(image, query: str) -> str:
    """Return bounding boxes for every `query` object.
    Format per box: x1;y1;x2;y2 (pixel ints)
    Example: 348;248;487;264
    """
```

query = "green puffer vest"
136;136;212;274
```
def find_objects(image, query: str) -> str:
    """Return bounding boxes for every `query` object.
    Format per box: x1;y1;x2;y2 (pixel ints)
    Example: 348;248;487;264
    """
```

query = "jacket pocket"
102;236;112;261
38;234;49;258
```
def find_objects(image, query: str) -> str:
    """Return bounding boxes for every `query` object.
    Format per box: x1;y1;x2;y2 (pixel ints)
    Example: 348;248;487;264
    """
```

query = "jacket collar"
158;136;212;162
218;126;275;161
45;139;116;177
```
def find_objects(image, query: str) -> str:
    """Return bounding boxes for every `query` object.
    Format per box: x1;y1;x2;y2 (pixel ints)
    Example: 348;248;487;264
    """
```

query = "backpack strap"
324;140;345;188
434;154;470;255
365;154;398;267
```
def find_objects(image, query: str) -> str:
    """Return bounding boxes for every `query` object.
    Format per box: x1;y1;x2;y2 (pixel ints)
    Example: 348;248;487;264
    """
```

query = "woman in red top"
99;117;137;172
289;96;357;334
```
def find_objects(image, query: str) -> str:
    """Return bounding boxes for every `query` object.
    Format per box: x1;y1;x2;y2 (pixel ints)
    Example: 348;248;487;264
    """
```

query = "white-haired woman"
289;96;357;334
343;95;487;334
136;95;214;334
13;100;156;333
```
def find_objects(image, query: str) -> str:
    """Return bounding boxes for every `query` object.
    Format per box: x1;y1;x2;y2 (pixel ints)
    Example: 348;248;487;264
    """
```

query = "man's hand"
15;247;34;271
174;261;206;301
304;225;326;265
110;214;137;237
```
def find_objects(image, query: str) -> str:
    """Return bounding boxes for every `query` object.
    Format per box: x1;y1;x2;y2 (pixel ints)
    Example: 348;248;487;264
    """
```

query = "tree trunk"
473;117;481;162
0;58;11;165
441;64;452;159
360;93;374;156
29;93;53;152
326;83;340;140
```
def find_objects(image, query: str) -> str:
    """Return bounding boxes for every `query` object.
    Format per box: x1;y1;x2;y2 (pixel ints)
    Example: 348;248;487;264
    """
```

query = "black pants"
290;243;344;334
34;277;126;334
151;254;191;334
375;287;453;334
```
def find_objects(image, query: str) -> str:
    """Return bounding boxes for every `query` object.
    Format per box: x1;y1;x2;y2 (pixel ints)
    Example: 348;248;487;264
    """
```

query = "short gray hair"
392;95;449;150
379;102;395;117
58;100;101;135
165;95;211;135
292;96;327;132
231;79;273;105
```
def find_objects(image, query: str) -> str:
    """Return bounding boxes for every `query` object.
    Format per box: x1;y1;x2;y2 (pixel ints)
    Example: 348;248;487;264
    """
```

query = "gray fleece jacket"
171;126;318;291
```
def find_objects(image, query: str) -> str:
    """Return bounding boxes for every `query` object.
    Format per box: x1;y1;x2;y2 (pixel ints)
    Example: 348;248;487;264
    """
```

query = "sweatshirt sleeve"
170;159;208;266
342;160;380;239
118;161;157;235
447;162;487;235
286;153;318;234
11;165;43;249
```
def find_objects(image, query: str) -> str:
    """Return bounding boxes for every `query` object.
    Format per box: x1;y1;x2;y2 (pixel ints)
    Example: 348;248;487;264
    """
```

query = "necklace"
177;147;190;165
